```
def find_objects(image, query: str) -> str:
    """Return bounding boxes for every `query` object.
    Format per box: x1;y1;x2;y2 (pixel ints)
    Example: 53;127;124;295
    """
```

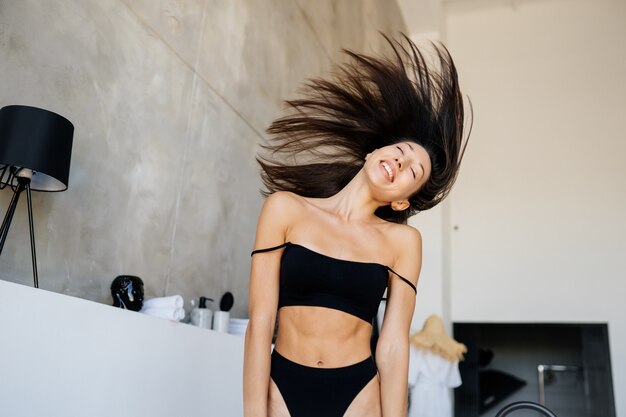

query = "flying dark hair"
257;33;471;224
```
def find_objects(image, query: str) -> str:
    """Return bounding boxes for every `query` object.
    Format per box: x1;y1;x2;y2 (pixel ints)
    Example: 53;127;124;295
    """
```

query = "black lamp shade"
0;105;73;191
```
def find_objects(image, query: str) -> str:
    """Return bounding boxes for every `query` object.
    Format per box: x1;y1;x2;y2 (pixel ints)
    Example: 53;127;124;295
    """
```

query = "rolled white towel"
142;295;183;309
141;307;185;321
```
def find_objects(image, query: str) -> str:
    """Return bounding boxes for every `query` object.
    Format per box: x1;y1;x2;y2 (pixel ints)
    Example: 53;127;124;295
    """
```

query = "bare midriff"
273;305;374;368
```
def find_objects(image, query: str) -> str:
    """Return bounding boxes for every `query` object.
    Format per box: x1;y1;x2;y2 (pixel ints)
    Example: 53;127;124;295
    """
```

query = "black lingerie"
270;349;377;417
251;241;416;323
250;241;417;416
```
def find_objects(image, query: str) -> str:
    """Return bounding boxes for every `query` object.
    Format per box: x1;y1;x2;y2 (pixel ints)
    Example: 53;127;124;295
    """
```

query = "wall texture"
0;0;406;317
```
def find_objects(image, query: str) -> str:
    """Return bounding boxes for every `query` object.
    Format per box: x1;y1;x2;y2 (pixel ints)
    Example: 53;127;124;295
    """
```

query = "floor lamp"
0;105;74;288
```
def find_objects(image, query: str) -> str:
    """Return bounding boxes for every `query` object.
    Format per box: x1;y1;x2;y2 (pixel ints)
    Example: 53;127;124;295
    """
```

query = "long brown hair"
258;34;471;224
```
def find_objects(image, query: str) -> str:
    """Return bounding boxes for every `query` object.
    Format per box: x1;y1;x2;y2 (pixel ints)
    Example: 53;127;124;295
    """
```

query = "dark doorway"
453;323;615;417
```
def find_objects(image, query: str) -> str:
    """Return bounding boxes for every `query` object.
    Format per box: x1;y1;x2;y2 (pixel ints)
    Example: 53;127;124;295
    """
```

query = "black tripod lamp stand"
0;105;74;288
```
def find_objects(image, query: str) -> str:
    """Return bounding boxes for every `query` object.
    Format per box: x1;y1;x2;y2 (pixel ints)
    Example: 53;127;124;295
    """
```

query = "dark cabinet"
453;323;615;417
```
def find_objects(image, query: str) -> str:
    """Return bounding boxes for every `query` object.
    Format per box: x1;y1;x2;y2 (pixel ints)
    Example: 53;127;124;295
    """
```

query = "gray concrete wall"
0;0;405;317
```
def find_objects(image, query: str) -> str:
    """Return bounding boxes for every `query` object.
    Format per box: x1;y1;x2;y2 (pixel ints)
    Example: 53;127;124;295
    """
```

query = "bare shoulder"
255;191;306;247
384;222;423;285
387;222;423;255
261;191;306;216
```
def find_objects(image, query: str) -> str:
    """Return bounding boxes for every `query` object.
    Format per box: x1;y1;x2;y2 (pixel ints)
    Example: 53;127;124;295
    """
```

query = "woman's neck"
321;170;386;223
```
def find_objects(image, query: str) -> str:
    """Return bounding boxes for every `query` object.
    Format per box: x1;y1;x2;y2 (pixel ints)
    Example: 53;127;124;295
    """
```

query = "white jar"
213;311;230;333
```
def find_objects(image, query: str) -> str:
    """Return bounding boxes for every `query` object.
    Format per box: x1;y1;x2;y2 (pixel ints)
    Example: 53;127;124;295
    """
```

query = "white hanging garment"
408;346;462;417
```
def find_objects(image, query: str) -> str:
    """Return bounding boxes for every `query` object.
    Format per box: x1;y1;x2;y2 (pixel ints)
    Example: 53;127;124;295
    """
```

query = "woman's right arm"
243;192;293;417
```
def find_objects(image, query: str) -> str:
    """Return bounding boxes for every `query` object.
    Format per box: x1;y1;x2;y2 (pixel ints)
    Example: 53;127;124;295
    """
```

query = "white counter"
0;280;244;417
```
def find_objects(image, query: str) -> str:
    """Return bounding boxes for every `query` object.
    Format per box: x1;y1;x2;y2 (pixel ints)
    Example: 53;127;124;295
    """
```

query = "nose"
394;157;402;170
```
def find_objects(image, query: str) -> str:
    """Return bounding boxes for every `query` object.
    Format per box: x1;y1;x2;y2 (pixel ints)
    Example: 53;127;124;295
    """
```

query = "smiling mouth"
381;161;394;182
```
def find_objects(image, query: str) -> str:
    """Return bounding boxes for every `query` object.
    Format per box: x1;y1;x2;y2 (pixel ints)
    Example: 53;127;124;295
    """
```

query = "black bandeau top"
251;242;416;324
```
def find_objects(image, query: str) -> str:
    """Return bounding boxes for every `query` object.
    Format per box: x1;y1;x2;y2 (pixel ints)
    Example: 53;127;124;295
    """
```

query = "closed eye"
397;145;416;179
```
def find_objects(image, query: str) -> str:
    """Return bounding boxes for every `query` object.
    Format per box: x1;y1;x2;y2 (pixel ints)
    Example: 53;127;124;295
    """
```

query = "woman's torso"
273;194;400;368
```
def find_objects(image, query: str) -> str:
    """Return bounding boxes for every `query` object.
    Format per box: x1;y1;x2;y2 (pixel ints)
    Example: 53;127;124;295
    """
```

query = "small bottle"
190;296;213;329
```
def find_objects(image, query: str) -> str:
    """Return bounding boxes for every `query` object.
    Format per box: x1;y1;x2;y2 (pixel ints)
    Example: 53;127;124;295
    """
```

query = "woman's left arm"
376;227;422;417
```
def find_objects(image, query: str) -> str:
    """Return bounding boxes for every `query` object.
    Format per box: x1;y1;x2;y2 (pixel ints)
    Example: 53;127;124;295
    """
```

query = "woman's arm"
243;192;293;417
376;227;422;417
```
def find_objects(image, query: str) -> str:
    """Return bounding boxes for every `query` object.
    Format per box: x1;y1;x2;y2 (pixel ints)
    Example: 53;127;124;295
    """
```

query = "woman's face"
364;141;432;206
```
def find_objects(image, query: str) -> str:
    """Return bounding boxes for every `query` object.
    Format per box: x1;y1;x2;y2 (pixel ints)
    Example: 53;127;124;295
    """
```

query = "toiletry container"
213;311;229;333
190;296;213;329
213;292;234;333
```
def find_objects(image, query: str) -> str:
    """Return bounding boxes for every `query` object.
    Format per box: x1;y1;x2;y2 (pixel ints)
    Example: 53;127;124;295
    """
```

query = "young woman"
244;34;470;417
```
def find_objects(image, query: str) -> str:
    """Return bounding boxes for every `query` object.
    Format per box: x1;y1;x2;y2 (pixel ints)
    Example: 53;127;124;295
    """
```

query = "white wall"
409;205;447;331
0;280;244;417
443;0;626;414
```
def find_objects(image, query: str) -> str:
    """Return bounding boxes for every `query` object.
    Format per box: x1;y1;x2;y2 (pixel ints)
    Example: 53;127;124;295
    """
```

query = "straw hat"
410;314;467;362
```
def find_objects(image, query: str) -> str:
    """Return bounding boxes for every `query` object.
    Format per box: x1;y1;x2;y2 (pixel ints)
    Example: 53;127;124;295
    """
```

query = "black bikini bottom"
270;349;378;417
